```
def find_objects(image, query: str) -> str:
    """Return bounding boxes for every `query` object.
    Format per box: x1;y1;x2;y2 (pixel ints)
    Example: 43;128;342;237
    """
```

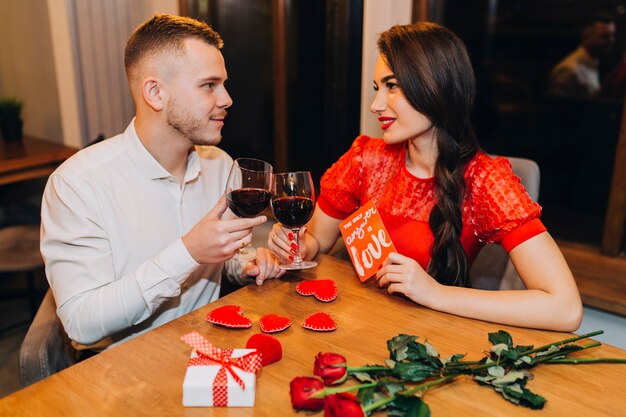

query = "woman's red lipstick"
378;116;395;130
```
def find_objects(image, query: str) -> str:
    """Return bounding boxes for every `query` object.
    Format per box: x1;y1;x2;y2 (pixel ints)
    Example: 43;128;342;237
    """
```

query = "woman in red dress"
268;22;582;332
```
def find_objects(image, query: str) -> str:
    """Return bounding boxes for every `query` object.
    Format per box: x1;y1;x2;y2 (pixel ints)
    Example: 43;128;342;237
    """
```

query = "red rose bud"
314;352;348;385
289;376;325;410
324;393;365;417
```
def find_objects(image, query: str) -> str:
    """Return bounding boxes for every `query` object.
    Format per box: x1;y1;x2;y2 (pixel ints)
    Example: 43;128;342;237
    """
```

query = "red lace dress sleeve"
318;135;371;219
467;154;546;252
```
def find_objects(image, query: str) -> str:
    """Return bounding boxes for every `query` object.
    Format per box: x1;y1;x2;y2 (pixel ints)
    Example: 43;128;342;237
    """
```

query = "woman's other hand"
376;252;440;305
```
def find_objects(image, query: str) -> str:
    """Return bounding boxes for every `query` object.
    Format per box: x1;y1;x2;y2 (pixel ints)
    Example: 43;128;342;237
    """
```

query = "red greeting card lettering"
339;201;396;282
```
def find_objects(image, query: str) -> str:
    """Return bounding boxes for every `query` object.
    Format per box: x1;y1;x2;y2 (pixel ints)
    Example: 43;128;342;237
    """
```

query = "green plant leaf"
352;372;376;383
387;334;443;369
488;330;513;347
357;385;382;409
388;395;431;417
535;345;560;357
514;355;533;366
491;370;528;386
384;382;406;397
388;334;417;361
491;343;509;356
424;340;439;358
487;365;505;377
494;384;546;409
449;353;466;363
392;362;439;382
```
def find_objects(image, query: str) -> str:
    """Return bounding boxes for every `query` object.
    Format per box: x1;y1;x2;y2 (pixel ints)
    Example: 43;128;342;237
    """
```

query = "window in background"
436;0;626;247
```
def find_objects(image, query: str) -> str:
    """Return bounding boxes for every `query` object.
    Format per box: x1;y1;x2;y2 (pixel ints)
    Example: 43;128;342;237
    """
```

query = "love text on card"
339;201;396;281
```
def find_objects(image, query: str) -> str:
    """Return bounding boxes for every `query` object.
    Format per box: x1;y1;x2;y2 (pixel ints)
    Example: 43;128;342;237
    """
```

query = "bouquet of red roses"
289;330;626;416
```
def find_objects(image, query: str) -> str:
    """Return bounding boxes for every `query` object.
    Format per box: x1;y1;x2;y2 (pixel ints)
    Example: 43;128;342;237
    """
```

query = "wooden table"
1;255;625;416
0;136;77;186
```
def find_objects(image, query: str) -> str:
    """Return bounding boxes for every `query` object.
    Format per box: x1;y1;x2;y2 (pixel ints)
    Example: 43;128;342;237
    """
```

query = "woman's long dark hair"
377;22;480;287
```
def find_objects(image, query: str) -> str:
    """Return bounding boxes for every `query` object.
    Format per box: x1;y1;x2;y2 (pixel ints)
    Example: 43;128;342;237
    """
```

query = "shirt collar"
122;118;201;183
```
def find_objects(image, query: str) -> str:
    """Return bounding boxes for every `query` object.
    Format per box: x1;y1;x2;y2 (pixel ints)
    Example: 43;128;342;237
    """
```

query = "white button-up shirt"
41;120;240;347
549;46;600;98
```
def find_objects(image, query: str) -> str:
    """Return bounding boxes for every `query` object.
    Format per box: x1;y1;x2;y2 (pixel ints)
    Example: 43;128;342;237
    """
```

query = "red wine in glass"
225;158;273;261
271;171;317;270
271;196;314;228
227;188;271;218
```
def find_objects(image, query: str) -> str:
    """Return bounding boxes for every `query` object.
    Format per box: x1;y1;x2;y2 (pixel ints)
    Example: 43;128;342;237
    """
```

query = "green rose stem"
310;382;377;399
348;366;390;373
444;330;607;370
537;342;626;364
362;375;456;413
546;357;626;364
443;360;481;368
518;330;604;356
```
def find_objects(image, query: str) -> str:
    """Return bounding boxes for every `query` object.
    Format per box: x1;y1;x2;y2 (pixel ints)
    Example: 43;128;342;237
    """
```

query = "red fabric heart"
246;333;283;366
205;304;252;328
296;279;338;302
259;314;292;333
302;312;337;332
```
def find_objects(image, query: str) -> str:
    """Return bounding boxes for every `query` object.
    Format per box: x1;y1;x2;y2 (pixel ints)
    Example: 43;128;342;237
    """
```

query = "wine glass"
225;158;273;261
271;171;317;270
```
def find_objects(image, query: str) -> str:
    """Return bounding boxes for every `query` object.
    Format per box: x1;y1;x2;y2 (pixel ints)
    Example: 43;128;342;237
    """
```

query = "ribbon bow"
181;331;262;406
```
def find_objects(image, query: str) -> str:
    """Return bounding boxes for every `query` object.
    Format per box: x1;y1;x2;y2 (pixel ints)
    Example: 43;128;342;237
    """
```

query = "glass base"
279;260;318;270
233;245;256;262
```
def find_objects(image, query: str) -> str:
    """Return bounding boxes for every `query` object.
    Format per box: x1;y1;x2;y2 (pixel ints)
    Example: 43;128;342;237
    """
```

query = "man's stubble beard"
166;99;222;147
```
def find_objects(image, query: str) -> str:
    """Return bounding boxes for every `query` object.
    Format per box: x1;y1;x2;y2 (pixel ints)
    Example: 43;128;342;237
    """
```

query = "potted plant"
0;96;24;142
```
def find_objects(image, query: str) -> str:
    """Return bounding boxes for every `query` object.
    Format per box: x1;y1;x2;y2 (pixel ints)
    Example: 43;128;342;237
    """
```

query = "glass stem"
291;227;303;265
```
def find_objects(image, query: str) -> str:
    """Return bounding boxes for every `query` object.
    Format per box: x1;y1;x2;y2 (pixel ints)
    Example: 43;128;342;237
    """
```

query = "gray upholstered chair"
470;156;540;290
328;156;541;290
18;288;76;387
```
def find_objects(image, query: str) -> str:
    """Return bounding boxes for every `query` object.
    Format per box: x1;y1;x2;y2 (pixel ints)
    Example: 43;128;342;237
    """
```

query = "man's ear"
141;77;165;111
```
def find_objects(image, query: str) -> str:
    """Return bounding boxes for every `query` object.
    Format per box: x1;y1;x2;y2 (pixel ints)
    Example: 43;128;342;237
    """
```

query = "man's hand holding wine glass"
182;183;284;285
182;194;265;264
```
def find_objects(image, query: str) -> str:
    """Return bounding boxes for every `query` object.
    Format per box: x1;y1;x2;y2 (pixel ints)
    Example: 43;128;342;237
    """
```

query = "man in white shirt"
549;13;616;98
41;14;283;349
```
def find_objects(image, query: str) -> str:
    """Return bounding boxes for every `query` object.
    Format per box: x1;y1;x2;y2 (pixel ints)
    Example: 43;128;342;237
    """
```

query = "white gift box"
182;348;257;407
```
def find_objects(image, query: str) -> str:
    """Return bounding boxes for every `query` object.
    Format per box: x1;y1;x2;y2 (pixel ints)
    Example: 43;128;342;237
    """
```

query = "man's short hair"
124;14;223;77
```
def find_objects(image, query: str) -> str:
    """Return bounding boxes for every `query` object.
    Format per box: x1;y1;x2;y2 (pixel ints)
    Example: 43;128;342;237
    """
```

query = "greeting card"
339;201;396;281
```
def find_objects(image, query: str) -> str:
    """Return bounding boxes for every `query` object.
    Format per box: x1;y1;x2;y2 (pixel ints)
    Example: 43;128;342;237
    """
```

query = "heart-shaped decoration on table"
302;312;337;332
259;313;292;333
205;304;253;328
296;279;339;302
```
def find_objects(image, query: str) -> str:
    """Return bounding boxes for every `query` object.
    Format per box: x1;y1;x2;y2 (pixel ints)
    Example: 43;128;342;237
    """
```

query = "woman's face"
370;55;434;145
